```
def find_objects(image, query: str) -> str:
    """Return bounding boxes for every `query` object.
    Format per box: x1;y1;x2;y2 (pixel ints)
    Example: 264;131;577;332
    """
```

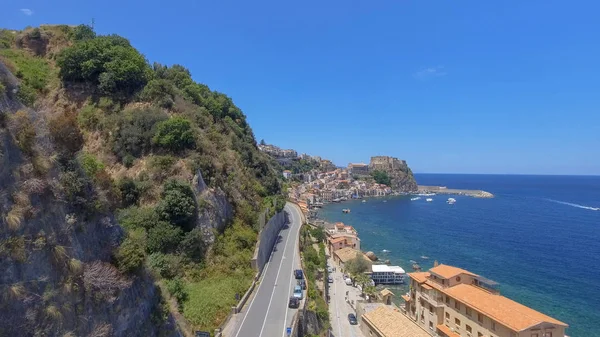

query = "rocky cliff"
369;156;418;192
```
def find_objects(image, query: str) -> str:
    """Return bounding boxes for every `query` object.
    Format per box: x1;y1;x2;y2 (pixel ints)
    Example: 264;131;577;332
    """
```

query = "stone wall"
251;210;287;272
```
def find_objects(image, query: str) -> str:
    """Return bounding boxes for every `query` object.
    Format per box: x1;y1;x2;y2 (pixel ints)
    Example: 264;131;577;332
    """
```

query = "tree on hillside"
345;252;370;276
260;139;266;145
371;170;391;186
71;24;96;41
56;34;150;99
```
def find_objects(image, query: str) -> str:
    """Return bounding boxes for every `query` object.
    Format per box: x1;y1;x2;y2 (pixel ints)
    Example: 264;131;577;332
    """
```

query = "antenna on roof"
434;260;439;267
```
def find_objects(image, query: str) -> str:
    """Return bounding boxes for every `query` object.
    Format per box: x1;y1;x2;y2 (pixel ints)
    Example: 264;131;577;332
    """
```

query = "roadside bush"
166;277;188;310
152;117;195;152
111;107;168;160
147;221;183;254
157;179;197;231
115;229;147;273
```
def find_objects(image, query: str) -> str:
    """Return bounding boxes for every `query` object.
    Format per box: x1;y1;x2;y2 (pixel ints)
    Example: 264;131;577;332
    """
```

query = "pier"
417;185;494;198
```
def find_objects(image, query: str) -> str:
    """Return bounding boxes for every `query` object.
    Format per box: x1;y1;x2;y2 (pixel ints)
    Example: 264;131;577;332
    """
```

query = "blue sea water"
318;174;600;337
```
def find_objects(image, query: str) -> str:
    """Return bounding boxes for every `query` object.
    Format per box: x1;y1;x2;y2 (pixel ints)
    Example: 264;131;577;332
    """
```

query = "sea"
317;174;600;337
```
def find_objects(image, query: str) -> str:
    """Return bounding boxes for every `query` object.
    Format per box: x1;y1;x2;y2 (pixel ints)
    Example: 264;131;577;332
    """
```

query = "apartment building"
403;264;568;337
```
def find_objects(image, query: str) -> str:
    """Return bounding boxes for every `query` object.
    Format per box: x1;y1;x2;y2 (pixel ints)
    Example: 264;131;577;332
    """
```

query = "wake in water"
545;199;600;211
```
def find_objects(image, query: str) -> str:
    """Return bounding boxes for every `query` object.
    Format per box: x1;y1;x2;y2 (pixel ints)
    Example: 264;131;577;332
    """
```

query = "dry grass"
5;209;23;231
22;178;47;194
88;323;113;337
52;245;69;264
45;304;63;321
68;258;83;275
2;283;26;301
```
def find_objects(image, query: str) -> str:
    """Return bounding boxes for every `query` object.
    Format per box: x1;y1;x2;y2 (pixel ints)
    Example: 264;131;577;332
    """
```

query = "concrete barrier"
251;210;286;272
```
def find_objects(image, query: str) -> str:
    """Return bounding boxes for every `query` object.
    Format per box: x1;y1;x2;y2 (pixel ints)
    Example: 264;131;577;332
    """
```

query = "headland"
418;185;494;198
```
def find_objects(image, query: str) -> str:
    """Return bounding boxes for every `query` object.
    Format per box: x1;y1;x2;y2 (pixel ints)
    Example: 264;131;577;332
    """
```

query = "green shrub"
78;153;105;177
148;253;183;279
178;228;205;262
0;29;14;48
147;221;183;254
116;229;147;273
117;206;162;231
140;79;176;109
117;177;140;207
71;24;95;41
152;117;195;152
157;179;197;231
111;107;168;160
166;277;188;309
0;49;50;92
16;84;36;106
148;155;176;179
77;105;104;130
56;35;150;99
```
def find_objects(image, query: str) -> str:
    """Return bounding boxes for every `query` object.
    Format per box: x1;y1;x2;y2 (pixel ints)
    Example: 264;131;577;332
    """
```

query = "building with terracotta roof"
361;305;430;337
332;247;372;269
403;264;568;337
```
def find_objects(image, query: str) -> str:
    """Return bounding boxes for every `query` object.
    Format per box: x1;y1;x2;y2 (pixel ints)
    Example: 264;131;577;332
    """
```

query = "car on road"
328;276;333;283
297;279;306;290
327;266;333;273
288;296;299;308
348;313;358;325
345;277;353;285
293;285;303;299
294;269;303;280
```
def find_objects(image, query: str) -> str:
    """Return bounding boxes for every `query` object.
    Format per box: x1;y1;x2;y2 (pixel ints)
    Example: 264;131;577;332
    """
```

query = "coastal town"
258;143;568;337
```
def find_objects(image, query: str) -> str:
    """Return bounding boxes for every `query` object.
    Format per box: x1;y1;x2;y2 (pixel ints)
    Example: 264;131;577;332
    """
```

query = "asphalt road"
232;202;303;337
328;256;365;337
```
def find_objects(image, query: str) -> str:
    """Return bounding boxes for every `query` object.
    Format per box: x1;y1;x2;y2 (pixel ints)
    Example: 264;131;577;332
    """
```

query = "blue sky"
3;0;599;175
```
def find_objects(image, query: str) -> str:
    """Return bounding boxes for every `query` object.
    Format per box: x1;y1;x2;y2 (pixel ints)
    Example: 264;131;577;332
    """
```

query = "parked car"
288;296;300;308
294;269;303;280
345;277;353;285
327;266;333;273
348;313;358;325
293;285;303;299
328;276;334;283
297;279;306;290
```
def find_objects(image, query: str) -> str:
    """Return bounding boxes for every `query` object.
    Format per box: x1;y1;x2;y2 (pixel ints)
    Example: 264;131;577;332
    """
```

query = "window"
446;296;450;304
466;307;472;316
455;300;460;310
467;325;472;333
455;318;461;328
531;334;539;337
445;312;450;319
429;321;434;330
429;304;433;314
478;333;483;337
491;321;496;331
478;313;483;323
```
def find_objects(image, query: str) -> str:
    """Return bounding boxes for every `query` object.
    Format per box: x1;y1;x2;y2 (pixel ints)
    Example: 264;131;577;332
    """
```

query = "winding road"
232;202;303;337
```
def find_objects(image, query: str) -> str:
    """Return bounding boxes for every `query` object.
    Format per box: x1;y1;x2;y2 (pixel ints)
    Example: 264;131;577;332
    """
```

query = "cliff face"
369;156;418;192
0;73;179;336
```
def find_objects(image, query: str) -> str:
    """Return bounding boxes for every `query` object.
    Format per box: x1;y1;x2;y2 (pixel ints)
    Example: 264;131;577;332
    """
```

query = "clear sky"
3;0;599;175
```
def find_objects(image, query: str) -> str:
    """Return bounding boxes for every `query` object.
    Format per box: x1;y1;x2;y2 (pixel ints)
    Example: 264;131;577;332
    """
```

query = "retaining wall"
251;210;287;272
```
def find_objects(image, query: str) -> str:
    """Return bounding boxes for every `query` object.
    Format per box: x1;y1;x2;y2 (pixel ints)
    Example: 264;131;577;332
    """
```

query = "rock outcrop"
193;170;234;244
365;251;378;261
369;156;418;192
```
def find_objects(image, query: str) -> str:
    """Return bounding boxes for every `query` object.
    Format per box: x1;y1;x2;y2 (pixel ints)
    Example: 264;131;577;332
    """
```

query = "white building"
282;170;292;179
370;265;406;285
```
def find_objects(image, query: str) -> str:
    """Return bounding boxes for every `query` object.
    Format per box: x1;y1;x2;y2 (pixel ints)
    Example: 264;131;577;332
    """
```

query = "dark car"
297;279;306;290
289;296;300;308
294;269;303;280
348;313;358;325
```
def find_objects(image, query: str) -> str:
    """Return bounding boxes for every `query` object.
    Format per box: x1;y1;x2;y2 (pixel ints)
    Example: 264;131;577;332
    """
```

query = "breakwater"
417;185;494;198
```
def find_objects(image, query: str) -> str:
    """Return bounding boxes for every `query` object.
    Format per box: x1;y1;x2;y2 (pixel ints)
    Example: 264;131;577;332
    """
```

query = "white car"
345;278;352;285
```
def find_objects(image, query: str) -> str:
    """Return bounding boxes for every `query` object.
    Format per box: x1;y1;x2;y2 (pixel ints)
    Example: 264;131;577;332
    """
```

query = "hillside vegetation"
0;24;285;335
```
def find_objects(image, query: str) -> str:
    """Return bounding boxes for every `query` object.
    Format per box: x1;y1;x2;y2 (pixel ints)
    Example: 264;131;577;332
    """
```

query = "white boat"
410;197;421;201
362;200;366;203
383;200;387;203
447;198;456;204
426;198;433;202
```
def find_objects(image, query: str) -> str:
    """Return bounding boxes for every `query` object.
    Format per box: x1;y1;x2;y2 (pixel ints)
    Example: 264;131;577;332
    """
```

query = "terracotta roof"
407;272;430;283
334;247;372;264
362;306;430;337
401;294;410;302
328;237;346;244
335;222;345;228
421;283;433;290
437;324;461;337
429;264;478;279
443;284;568;331
380;288;395;297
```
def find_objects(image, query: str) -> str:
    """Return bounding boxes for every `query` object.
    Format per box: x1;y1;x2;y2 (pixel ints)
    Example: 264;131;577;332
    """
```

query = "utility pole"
90;18;95;29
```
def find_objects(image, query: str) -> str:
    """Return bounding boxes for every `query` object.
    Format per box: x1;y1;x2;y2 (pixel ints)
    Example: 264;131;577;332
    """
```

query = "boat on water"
447;197;456;204
409;260;417;264
417;193;436;196
333;198;341;203
342;208;351;214
362;200;366;203
421;256;429;259
383;200;387;203
410;197;421;201
426;198;433;202
382;249;390;253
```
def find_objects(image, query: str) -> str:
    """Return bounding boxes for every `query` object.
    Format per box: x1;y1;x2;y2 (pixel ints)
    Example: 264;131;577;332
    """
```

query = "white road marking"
258;212;294;337
282;207;301;336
